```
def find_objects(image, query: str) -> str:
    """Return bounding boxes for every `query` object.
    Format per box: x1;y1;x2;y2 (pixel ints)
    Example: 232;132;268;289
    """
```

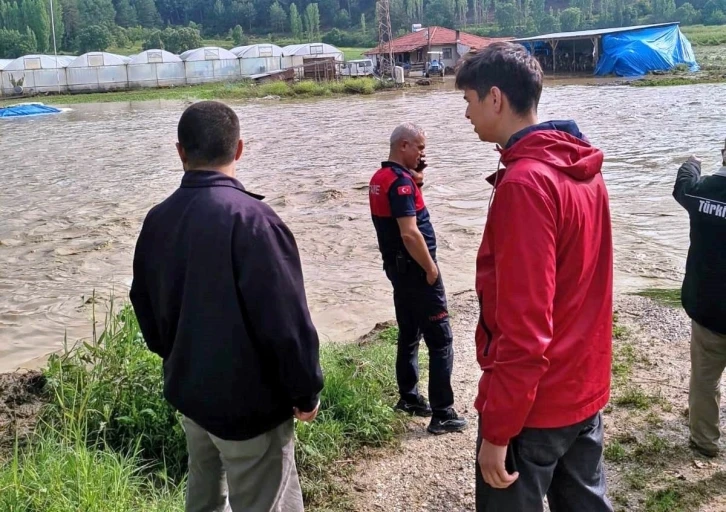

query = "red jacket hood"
492;127;604;184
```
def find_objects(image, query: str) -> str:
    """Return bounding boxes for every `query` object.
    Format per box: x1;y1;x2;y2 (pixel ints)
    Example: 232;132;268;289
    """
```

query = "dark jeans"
476;413;613;512
385;262;454;416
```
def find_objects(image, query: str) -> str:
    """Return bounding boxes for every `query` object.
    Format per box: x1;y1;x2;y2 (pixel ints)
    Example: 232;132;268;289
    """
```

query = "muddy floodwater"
1;83;724;372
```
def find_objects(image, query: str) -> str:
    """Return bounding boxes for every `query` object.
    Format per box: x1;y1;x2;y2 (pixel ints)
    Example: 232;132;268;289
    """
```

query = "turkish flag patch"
397;185;413;195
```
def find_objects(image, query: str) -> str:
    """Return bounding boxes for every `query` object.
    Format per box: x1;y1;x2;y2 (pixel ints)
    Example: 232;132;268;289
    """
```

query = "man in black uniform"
369;123;468;435
674;141;726;458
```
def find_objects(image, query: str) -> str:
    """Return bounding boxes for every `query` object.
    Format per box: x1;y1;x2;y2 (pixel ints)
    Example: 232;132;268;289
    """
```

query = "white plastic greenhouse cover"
231;44;284;58
67;52;129;67
129;50;183;64
4;54;75;70
281;43;344;60
180;47;238;61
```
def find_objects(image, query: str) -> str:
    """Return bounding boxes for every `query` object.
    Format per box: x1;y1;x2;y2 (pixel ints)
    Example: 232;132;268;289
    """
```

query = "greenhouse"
66;52;130;93
231;44;284;76
128;49;186;89
0;55;74;96
181;47;240;84
281;43;344;79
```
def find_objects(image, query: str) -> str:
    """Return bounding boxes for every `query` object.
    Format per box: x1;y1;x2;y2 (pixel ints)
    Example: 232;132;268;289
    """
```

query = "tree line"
1;0;724;59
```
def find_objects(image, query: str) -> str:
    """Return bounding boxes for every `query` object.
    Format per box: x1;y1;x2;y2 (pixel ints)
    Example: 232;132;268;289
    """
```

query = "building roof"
232;44;284;58
68;52;129;67
366;26;510;55
3;55;75;70
180;47;238;61
129;49;183;64
281;43;344;59
514;22;680;43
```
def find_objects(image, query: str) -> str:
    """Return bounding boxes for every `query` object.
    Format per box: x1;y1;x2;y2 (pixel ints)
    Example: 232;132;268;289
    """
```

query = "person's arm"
234;209;323;414
389;177;437;283
673;156;702;208
129;222;165;358
480;181;557;447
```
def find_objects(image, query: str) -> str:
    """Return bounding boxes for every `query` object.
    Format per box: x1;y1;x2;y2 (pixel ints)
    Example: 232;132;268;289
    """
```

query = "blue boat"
0;103;62;118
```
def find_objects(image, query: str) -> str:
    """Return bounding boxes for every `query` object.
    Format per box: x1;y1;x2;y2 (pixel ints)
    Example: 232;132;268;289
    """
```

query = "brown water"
1;84;724;372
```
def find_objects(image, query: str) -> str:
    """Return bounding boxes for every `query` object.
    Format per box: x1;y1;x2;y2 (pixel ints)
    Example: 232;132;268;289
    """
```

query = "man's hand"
294;401;320;422
687;155;701;166
478;439;519;489
426;265;439;285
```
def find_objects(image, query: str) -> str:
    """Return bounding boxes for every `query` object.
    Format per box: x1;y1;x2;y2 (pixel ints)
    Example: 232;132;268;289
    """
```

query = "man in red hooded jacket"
456;42;614;511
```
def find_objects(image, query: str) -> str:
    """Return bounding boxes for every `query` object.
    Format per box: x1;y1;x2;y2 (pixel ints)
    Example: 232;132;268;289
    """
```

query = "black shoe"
427;409;468;435
394;396;433;417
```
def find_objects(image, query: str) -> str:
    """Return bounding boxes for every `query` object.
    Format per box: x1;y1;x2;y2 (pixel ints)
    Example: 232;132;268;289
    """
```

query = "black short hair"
177;101;240;167
456;42;543;116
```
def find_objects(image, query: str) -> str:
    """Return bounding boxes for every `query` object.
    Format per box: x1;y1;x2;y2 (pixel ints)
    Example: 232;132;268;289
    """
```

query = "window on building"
443;48;453;60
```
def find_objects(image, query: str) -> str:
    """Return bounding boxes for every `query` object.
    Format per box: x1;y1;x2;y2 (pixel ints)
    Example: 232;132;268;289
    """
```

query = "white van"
341;59;374;77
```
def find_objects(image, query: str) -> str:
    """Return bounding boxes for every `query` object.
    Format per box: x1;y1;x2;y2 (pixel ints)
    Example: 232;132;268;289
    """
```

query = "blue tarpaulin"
0;103;62;118
595;24;699;77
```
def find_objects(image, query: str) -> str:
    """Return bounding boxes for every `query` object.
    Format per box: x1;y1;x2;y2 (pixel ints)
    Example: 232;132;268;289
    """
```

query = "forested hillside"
0;0;724;58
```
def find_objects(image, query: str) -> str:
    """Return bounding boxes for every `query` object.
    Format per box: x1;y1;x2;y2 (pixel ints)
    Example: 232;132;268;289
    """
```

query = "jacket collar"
381;160;413;177
180;170;265;200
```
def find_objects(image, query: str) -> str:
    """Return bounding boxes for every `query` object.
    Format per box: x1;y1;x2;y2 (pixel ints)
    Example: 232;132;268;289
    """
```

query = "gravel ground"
349;292;700;512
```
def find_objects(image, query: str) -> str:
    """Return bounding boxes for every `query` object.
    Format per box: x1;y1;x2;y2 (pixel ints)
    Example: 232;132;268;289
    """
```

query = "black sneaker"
689;439;719;458
427;409;468;435
394;396;433;417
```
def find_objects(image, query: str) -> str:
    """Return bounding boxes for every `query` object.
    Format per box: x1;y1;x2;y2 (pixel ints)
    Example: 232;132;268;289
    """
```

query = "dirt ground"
0;370;45;462
348;292;726;512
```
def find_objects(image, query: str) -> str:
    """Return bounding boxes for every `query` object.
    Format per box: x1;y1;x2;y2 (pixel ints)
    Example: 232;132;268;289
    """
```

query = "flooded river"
1;83;724;372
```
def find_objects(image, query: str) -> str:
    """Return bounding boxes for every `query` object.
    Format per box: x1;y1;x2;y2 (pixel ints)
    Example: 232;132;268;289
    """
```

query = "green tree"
538;8;560;31
427;0;455;26
23;0;51;52
141;28;163;49
231;24;244;44
360;12;366;33
163;26;201;53
456;0;468;24
675;2;698;23
46;0;65;52
304;2;320;41
269;1;287;31
76;23;112;52
559;6;582;30
334;7;350;27
59;0;80;48
290;2;302;40
78;0;115;27
495;1;517;34
234;0;256;31
114;0;137;27
532;0;545;28
0;27;37;58
136;0;160;27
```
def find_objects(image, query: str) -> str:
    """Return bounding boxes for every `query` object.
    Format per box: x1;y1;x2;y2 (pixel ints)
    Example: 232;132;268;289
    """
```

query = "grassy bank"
0;77;393;107
681;25;726;46
0;303;406;511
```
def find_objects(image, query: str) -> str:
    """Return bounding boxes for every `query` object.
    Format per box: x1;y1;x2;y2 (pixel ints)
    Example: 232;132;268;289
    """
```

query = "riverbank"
2;289;721;511
0;77;396;107
0;303;411;511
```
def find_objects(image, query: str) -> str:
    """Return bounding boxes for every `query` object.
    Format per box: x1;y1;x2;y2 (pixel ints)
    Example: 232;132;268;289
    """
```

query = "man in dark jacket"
130;101;323;512
673;143;726;458
456;43;614;511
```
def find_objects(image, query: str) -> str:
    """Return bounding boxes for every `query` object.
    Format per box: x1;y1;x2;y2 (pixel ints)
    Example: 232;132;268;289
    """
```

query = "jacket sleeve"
129;223;165;357
480;181;557;447
673;160;701;209
234;210;323;413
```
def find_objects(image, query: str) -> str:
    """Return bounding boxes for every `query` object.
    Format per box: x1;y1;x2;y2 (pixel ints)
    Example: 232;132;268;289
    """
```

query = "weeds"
613;385;657;410
604;440;627;462
634;288;682;308
0;302;407;510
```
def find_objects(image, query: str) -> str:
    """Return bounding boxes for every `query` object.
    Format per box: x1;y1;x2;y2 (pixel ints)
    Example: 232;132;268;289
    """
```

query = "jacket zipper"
477;292;493;356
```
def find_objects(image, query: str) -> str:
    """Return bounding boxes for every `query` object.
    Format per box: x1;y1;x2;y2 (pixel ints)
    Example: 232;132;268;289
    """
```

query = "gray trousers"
476;413;612;512
689;320;726;456
182;417;304;512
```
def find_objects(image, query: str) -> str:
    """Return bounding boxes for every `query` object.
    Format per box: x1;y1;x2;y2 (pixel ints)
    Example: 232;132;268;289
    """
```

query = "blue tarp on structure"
0;103;62;118
595;24;699;77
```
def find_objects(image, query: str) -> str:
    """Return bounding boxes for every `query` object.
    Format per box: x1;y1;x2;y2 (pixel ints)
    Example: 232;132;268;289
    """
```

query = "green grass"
613;385;659;410
340;47;368;61
0;78;391;107
681;25;726;46
0;300;407;511
633;288;682;308
643;472;726;512
604;440;628;462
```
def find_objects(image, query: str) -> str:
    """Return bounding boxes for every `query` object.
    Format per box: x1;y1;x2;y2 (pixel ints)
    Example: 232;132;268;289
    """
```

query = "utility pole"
376;0;395;79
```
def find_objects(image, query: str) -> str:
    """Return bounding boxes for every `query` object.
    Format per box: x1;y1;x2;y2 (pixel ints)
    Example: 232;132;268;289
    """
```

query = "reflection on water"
1;84;724;372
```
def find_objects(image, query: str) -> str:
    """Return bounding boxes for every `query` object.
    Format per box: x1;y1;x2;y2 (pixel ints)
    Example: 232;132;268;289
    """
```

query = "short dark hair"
456;42;543;116
178;101;240;167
